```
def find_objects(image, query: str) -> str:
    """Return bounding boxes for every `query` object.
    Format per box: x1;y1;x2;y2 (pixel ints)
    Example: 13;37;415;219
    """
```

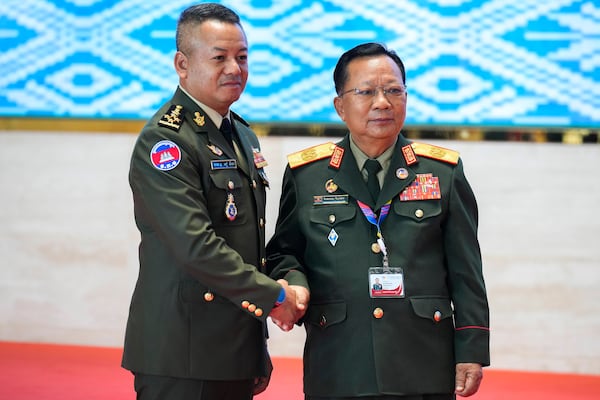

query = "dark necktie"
220;117;248;170
364;159;382;202
220;117;234;148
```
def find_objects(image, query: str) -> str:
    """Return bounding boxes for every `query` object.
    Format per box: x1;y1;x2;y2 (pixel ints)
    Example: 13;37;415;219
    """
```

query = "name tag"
313;194;349;205
211;159;237;170
369;267;405;298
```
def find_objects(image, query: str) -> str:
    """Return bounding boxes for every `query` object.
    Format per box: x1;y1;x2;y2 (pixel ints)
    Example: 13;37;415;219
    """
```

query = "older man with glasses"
267;42;490;400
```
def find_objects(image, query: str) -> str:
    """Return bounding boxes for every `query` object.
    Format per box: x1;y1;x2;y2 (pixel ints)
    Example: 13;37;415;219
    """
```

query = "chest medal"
225;193;238;221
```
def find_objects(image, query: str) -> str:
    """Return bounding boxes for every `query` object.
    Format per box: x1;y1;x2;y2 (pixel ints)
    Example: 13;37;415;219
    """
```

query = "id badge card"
369;267;405;298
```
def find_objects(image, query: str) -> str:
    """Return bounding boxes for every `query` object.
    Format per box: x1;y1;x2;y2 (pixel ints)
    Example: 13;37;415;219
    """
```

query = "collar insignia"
194;112;205;127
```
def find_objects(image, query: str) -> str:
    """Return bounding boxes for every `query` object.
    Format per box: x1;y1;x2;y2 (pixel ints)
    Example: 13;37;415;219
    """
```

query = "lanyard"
356;200;392;268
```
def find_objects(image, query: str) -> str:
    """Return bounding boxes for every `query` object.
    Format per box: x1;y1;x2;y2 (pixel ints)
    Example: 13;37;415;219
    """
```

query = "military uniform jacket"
267;134;490;397
122;88;281;380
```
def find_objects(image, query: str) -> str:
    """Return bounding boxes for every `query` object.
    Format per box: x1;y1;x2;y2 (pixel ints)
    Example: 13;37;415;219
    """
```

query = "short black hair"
176;3;243;53
333;42;406;95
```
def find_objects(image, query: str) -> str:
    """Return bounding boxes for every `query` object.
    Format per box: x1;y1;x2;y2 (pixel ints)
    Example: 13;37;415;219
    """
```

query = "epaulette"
158;104;184;131
411;142;459;165
287;142;336;169
231;111;250;127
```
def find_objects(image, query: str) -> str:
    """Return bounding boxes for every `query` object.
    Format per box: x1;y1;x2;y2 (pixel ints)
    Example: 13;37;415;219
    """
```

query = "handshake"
268;279;310;331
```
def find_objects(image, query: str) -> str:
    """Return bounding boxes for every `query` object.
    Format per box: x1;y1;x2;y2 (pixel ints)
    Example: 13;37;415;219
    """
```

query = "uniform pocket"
208;169;244;191
179;279;227;304
309;205;356;227
207;169;247;225
304;301;346;329
409;296;453;322
393;199;442;222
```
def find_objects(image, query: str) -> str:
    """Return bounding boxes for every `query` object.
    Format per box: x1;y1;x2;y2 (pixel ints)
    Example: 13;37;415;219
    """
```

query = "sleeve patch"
150;140;181;171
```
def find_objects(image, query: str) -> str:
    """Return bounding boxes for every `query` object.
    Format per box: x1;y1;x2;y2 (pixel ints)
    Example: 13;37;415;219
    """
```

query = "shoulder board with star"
410;142;459;165
287;142;336;169
158;104;185;131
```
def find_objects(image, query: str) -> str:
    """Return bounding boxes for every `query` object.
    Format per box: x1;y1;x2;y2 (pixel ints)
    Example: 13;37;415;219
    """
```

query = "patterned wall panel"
0;0;598;127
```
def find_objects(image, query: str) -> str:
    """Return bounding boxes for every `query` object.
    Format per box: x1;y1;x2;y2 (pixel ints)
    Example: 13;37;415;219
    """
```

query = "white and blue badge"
150;140;181;171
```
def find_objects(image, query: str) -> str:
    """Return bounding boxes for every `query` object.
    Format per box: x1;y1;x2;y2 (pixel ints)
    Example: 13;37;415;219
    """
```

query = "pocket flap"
393;200;441;221
305;301;347;328
209;169;243;190
309;206;356;226
409;296;453;322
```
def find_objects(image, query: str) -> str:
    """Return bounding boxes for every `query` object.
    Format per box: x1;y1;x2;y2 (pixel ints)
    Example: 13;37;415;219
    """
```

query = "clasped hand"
269;279;309;331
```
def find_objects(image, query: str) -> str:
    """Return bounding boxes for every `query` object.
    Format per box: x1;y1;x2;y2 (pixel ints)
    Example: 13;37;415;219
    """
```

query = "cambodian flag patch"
150;140;181;171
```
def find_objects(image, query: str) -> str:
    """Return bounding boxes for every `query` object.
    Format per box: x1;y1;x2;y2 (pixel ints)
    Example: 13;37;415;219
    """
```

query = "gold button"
261;258;266;268
259;218;265;228
415;209;424;218
203;292;214;302
434;310;442;322
252;180;257;189
373;308;384;319
371;242;381;253
241;300;250;309
254;308;263;317
328;214;336;224
248;304;257;313
228;180;235;190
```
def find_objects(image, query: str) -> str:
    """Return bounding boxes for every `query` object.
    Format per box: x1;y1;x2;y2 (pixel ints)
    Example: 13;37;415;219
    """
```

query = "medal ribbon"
356;200;392;267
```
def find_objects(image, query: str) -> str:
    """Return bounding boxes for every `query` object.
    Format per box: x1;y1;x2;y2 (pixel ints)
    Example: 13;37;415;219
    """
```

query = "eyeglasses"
338;85;407;100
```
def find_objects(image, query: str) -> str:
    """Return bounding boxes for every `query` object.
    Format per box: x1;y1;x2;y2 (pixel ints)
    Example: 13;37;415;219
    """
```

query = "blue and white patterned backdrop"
0;0;598;127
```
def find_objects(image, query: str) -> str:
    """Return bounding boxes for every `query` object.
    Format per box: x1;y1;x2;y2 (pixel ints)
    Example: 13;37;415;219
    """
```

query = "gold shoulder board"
411;142;459;165
287;142;336;169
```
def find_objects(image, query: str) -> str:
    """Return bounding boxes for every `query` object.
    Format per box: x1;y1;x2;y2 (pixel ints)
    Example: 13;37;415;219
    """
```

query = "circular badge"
150;140;181;171
396;167;409;180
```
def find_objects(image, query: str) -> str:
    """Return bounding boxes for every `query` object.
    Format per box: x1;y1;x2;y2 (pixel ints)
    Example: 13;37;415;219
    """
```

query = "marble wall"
1;131;599;374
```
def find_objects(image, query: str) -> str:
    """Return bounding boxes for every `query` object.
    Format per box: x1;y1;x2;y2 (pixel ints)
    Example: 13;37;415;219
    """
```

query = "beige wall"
1;131;599;374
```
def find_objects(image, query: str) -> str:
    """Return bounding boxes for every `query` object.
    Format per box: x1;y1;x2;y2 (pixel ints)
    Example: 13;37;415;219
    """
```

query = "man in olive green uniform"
267;43;489;399
122;4;307;400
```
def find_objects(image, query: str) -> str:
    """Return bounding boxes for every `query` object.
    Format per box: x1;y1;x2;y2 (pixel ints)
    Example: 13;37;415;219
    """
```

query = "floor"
1;342;599;400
